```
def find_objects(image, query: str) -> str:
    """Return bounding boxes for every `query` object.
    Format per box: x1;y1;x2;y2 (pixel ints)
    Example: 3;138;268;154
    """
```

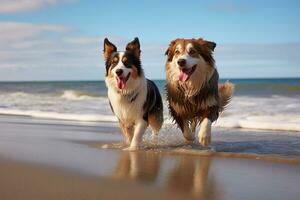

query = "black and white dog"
103;37;163;150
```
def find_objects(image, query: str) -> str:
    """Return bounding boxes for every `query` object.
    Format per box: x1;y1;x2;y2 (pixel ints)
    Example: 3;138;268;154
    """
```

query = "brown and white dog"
103;37;163;150
165;38;234;147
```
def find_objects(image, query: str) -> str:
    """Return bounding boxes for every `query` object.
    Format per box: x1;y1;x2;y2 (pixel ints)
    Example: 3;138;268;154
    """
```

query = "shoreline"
0;115;300;200
1;114;300;163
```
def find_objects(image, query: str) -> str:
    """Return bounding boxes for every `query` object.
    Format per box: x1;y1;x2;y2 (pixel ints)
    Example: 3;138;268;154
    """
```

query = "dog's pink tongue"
179;71;189;82
117;78;126;89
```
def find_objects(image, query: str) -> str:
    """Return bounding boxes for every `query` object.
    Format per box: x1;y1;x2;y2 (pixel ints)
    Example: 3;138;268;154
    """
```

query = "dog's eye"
189;49;196;54
112;57;118;65
174;50;180;55
125;64;132;68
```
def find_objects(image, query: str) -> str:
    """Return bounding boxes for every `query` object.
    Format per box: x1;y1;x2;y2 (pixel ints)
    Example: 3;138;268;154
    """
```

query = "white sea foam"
215;115;300;132
61;90;96;101
10;92;29;97
214;96;300;132
0;90;299;132
0;90;114;122
0;108;118;122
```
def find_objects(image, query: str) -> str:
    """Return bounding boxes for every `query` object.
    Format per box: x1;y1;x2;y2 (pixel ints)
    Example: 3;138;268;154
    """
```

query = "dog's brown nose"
177;59;186;67
115;69;123;76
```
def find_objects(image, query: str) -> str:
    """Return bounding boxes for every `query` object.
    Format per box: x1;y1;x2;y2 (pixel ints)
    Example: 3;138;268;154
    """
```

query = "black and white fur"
103;37;163;150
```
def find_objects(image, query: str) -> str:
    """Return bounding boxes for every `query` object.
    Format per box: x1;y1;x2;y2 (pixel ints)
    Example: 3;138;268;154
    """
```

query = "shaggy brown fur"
165;38;234;145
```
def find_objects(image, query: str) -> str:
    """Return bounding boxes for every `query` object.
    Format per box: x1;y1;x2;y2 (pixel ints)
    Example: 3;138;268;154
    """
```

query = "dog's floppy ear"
197;38;216;52
103;38;117;61
165;39;178;62
126;37;141;57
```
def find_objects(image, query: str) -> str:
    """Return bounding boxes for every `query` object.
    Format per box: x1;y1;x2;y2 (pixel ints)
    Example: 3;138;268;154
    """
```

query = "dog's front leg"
125;126;134;144
125;120;148;151
183;122;195;143
119;122;133;145
175;116;195;143
198;118;211;147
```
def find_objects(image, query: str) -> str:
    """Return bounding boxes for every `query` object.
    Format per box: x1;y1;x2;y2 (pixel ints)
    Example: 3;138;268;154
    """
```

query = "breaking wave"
0;89;299;132
60;90;97;101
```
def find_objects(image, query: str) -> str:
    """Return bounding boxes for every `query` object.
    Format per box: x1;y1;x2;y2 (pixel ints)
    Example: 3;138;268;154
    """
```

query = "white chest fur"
107;81;147;125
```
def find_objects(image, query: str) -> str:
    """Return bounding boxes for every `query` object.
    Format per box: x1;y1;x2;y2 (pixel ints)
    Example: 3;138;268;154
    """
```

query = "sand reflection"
113;151;221;199
113;151;160;182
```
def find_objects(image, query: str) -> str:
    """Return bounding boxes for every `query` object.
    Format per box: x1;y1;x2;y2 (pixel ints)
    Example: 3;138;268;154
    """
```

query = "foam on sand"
0;108;117;122
215;114;300;132
213;95;300;132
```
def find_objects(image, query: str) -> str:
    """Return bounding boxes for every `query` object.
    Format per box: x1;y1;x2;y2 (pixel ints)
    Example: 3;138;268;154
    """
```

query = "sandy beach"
0;115;299;200
0;0;299;199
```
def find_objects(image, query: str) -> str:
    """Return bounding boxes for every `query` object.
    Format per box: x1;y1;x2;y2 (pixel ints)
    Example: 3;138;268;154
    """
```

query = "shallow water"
0;116;299;200
1;116;299;164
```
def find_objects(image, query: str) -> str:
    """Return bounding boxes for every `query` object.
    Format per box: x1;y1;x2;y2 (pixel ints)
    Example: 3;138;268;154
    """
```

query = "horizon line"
0;77;299;83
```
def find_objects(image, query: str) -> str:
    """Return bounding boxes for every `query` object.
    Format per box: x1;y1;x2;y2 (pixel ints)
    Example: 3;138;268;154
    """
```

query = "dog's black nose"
177;59;186;67
115;69;123;76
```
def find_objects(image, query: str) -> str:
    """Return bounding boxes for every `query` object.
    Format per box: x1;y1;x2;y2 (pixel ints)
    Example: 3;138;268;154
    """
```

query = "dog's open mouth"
179;65;196;82
116;73;130;89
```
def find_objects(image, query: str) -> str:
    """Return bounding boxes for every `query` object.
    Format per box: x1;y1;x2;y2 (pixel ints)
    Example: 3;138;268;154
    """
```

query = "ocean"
0;78;299;132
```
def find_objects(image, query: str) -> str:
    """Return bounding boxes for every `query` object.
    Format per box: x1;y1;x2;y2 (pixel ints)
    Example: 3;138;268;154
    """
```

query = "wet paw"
183;133;195;142
199;135;211;147
184;138;195;145
123;146;140;151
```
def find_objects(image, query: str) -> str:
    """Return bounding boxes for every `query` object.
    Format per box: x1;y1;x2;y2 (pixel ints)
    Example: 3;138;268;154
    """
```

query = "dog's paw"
123;146;140;151
184;138;195;145
199;134;211;147
183;134;195;142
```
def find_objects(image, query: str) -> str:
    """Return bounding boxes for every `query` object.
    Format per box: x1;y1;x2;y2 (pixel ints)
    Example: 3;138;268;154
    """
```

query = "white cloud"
0;22;71;43
215;43;300;78
0;22;83;69
63;36;125;45
63;36;104;45
216;43;300;60
0;21;128;80
0;21;299;80
0;0;75;13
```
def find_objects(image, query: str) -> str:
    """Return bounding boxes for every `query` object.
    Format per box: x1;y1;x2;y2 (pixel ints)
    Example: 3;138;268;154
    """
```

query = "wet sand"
0;115;300;200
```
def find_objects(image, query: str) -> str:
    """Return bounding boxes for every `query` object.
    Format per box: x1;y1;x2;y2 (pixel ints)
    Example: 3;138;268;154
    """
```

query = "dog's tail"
218;81;235;112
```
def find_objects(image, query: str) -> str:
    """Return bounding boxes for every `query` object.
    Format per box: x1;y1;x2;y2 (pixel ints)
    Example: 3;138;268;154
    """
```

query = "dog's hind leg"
148;113;163;135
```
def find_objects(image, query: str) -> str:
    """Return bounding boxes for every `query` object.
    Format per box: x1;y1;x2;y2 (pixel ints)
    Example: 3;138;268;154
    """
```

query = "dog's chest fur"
107;81;147;125
166;70;219;120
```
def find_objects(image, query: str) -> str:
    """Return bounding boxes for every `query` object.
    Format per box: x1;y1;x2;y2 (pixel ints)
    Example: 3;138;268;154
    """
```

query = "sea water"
0;78;299;132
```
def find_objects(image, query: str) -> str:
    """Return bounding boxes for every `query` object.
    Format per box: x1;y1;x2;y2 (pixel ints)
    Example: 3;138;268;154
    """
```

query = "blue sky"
0;0;299;81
